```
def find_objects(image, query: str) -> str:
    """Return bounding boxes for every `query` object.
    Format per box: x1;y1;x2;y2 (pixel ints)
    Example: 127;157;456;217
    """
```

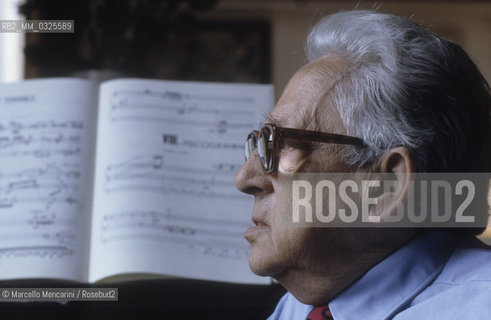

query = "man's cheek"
271;226;302;255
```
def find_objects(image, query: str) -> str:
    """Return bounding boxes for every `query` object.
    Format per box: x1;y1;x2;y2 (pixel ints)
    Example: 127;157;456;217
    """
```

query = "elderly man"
235;10;491;320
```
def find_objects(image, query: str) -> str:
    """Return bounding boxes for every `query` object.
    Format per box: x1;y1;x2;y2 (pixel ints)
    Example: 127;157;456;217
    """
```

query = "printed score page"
0;79;97;281
89;79;273;284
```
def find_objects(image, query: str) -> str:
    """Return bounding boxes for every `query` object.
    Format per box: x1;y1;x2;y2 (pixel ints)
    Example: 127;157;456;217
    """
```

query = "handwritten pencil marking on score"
0;117;85;262
0;120;84;134
0;119;84;160
0;163;81;210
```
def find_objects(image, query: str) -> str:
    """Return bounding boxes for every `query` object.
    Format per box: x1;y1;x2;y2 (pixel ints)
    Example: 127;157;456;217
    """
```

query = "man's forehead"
268;55;347;130
297;55;348;80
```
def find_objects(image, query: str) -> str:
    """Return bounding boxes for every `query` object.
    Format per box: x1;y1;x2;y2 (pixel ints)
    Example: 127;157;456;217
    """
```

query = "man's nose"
235;152;274;196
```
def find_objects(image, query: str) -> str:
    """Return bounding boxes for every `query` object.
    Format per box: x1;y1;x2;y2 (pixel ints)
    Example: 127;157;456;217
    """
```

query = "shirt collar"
329;230;459;320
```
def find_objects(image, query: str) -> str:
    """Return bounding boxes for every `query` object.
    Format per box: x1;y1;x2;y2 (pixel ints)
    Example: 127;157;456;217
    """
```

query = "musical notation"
88;79;270;283
27;210;76;229
0;119;84;134
110;88;255;113
0;246;73;259
180;138;242;150
106;154;240;174
0;206;78;259
108;88;255;135
0;225;76;260
100;210;250;260
0;116;88;270
212;162;241;172
0;133;82;149
103;154;244;199
0;162;81;210
110;116;253;135
0;119;84;158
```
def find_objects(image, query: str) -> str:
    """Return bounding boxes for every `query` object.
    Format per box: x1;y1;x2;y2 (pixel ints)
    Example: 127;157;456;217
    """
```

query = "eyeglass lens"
245;131;259;160
244;126;275;172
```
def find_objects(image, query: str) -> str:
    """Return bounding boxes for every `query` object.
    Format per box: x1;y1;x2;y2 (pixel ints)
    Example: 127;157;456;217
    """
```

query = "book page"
0;79;97;281
89;79;272;284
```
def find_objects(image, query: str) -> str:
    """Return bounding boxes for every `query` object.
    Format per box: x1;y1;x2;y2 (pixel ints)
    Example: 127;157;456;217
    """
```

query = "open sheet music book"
0;78;273;284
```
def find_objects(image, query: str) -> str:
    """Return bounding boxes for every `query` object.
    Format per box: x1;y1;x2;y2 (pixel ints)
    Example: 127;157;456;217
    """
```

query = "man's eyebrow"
265;114;285;126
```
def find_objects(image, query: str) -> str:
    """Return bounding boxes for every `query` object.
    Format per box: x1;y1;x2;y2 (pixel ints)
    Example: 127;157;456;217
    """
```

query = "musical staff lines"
104;154;244;199
0;116;87;266
100;210;250;260
110;88;255;113
0;162;81;210
0;246;73;259
108;88;256;135
87;80;271;283
0;211;77;260
27;210;76;229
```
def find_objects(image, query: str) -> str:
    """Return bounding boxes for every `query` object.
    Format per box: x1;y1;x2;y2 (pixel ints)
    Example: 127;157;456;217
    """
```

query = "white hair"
306;11;490;172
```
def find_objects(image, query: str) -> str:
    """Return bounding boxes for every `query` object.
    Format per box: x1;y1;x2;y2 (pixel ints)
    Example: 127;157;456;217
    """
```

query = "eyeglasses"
245;123;365;174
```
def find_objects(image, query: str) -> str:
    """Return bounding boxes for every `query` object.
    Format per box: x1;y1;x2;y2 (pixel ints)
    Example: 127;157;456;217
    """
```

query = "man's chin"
248;247;284;277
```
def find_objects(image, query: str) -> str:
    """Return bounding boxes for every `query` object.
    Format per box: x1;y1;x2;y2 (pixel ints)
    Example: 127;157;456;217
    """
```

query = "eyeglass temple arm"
275;127;365;146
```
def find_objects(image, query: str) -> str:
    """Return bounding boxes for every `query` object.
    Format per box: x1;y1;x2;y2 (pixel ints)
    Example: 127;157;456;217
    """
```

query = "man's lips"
244;216;269;237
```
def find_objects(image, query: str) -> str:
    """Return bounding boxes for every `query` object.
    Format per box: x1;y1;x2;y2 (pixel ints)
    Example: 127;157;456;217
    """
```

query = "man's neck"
274;229;419;306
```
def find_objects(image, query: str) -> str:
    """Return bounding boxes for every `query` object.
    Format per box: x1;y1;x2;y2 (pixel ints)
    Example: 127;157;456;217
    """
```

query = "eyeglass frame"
245;123;366;174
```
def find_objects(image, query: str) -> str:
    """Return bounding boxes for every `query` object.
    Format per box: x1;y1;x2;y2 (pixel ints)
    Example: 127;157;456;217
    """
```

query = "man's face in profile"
235;56;358;280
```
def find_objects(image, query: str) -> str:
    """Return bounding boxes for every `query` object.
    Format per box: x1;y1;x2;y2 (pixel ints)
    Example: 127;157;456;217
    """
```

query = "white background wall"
0;0;25;82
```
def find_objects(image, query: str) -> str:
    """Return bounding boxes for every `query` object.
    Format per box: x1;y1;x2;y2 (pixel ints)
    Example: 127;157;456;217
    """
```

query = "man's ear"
372;147;416;222
278;147;309;174
379;146;416;174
